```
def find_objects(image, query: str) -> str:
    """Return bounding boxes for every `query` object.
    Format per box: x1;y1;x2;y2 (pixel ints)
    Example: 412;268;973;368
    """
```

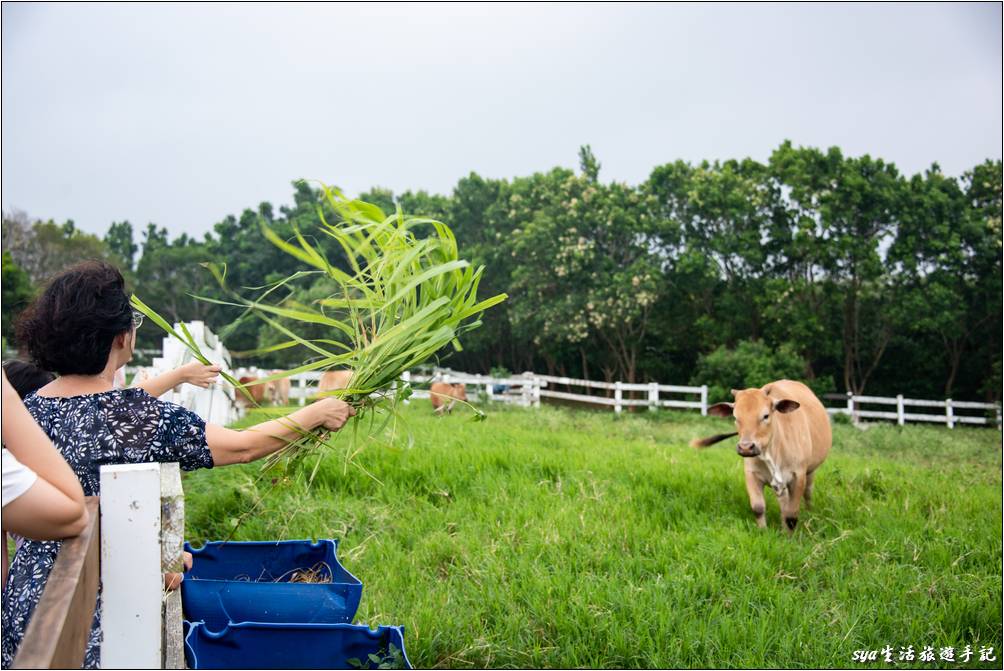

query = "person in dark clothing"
1;360;55;400
1;260;356;668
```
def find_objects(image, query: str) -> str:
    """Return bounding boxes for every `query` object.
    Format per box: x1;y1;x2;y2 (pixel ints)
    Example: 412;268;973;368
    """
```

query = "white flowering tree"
505;160;662;382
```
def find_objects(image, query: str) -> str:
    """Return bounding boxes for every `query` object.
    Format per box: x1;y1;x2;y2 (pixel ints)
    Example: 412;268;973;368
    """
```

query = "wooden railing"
12;498;101;669
12;463;186;669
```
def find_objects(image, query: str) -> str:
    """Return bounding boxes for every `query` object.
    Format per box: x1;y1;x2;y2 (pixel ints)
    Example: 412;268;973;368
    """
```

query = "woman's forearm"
2;478;89;539
135;368;185;398
206;405;322;466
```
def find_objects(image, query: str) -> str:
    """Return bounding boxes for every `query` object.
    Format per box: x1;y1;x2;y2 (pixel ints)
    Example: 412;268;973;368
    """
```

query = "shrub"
690;339;831;403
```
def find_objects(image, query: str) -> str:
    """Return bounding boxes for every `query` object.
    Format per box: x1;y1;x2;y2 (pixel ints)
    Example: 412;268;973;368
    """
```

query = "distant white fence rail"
533;374;708;415
126;360;1002;430
824;392;1001;428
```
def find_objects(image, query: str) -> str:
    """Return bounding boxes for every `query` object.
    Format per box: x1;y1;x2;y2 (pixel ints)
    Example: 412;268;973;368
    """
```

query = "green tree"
2;215;114;283
578;144;601;183
1;251;34;347
690;339;813;404
769;142;903;394
105;220;138;270
506;165;660;381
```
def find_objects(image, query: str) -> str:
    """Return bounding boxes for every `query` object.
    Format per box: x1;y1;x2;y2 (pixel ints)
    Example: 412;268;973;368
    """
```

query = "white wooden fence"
127;357;1001;429
253;368;707;414
15;462;185;669
825;392;1001;428
533;374;709;414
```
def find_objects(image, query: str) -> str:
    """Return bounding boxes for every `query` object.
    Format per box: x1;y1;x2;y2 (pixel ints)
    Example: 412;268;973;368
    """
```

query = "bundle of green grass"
132;182;506;467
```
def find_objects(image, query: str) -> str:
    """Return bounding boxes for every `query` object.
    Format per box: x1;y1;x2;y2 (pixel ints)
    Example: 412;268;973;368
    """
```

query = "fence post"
99;463;164;669
160;464;185;669
298;376;307;406
402;370;411;405
700;385;708;416
614;381;623;414
521;372;534;407
896;394;905;426
846;391;855;423
946;398;954;429
648;382;659;412
532;377;541;408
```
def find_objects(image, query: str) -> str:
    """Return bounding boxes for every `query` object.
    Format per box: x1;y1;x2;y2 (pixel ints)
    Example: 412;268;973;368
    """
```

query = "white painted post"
896;394;905;426
298;376;307;406
846;392;854;423
614;381;623;414
532;377;541;408
402;370;411;405
700;385;708;416
521;372;534;407
100;463;164;669
946;399;955;429
648;382;659;412
484;379;493;401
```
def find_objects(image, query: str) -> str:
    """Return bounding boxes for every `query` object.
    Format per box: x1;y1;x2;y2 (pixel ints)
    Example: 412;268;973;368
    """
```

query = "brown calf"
692;379;831;533
317;370;353;398
430;382;466;415
236;375;270;408
267;371;291;406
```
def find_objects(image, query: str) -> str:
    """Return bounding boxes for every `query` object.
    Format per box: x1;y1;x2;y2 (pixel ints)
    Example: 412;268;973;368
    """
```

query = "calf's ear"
707;402;734;418
774;399;800;413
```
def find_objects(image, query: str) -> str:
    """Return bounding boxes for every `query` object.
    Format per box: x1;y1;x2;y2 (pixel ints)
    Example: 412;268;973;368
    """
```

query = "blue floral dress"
1;388;214;669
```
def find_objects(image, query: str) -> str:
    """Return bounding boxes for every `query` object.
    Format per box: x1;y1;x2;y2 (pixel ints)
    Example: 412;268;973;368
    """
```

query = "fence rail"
823;392;1000;428
13;463;185;669
131;362;1001;429
533;374;707;415
13;498;101;669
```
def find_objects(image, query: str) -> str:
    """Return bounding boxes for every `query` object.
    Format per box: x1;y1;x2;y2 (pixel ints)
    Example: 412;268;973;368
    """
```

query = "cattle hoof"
784;516;798;531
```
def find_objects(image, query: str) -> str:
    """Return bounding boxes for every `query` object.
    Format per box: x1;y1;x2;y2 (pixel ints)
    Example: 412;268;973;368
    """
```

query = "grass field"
183;402;1003;669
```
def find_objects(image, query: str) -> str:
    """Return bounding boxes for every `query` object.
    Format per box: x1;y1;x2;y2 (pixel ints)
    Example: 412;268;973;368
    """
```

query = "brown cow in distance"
236;375;271;408
691;379;831;533
430;382;467;415
267;371;291;406
317;370;354;398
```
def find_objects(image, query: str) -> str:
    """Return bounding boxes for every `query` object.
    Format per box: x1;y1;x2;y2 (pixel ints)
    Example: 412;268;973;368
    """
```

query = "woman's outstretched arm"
134;361;222;398
206;397;355;466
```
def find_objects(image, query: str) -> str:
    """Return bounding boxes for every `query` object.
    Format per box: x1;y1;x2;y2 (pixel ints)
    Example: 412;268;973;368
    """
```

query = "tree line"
2;141;1001;403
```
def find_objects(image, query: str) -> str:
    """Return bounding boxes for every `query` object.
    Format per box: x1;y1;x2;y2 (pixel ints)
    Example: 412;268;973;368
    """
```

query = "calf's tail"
690;432;738;449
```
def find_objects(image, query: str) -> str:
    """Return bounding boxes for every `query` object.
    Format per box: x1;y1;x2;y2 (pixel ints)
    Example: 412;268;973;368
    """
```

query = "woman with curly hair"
2;260;355;668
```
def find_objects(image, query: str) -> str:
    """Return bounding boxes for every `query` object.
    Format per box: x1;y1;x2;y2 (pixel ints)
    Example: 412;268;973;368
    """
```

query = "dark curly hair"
2;359;56;398
14;260;133;376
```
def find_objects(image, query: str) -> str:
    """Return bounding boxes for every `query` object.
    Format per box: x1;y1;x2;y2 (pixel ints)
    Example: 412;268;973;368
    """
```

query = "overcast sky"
2;2;1001;239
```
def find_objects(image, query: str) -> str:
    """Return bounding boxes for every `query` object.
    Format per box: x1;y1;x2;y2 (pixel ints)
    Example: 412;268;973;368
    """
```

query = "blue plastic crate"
182;540;363;630
184;620;412;669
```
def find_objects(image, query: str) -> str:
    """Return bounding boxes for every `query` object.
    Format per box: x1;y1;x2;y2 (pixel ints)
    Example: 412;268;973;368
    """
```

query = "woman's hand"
164;550;192;591
312;397;356;431
180;362;221;389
